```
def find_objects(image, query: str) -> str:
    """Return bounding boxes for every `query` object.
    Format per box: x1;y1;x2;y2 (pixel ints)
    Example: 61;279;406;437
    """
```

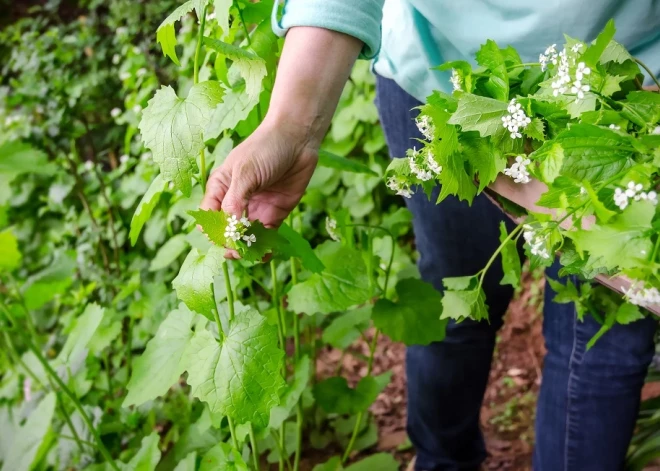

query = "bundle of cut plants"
385;20;660;327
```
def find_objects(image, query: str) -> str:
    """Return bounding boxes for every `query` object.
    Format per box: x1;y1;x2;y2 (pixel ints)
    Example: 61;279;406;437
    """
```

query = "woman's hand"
200;117;318;228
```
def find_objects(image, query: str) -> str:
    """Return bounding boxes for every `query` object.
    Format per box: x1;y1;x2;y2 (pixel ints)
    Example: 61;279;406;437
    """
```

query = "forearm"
264;27;363;148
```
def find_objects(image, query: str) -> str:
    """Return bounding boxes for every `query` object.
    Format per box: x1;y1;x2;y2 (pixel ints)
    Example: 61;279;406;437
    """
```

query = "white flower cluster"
523;224;550;259
540;43;591;101
416;115;435;141
501;99;532;139
450;69;462;91
609;124;621;130
503;155;531;184
224;215;256;247
326;217;340;242
408;147;442;182
624;283;660;308
387;176;413;199
613;182;658;210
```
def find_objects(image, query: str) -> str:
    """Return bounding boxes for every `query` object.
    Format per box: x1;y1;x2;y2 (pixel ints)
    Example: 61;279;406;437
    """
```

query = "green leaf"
139;82;224;196
372;278;447;346
57;303;104;365
199;443;248;471
213;0;232;36
205;84;259;140
317;150;378;176
475;40;509;101
499;223;521;288
156;1;205;65
269;355;311;429
322;306;372;350
22;251;76;310
287;242;371;315
441;275;489;322
312;457;343;471
546;277;580;304
0;141;54;181
530;124;635;184
447;93;508;137
345;454;399;471
276;222;325;273
582;19;616;68
123;305;196;407
173;452;197;471
460;132;506;192
582;181;616;223
0;229;21;272
537;142;564;184
436;146;477;204
0;393;56;471
524;117;546;141
185;309;285;430
130;175;168;246
621;91;660;129
600;40;634;64
150;234;190;271
616;303;644;325
124;433;162;471
313;372;391;415
172;246;225;320
202;37;266;101
568;202;654;271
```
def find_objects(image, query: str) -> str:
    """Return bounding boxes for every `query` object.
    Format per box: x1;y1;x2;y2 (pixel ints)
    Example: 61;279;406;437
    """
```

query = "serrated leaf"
185;309;284;430
582;181;615;223
475;40;509;101
600;40;634;64
130;175;168;246
440;275;489;322
150;234;190;271
275;222;324;273
156;1;202;65
203;37;266;101
615;303;644;325
530;123;635;184
22;251;76;310
205;84;259;140
537;142;564;183
0;393;56;471
57;303;104;365
322;306;372;350
524;117;545;141
172;246;225;320
460;132;506;192
0;229;21;272
139;82;224;196
499;223;521;288
269;355;311;429
621;91;660;128
447;93;508;137
213;0;232;35
436;145;477;204
200;443;248;471
317;150;378;176
313;372;391;415
582;19;616;68
372;278;446;346
568;201;654;271
287;242;371;315
123;305;196;407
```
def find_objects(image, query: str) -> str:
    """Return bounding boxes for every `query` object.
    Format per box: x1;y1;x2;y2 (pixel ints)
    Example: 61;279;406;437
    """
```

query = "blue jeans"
375;75;658;471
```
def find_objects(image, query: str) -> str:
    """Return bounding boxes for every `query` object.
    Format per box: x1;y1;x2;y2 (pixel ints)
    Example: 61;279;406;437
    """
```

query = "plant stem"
477;223;523;292
635;58;660;91
222;259;235;322
200;147;207;193
288;215;303;471
227;416;240;451
233;0;252;47
55;389;87;456
249;424;260;471
270;259;286;471
193;5;208;85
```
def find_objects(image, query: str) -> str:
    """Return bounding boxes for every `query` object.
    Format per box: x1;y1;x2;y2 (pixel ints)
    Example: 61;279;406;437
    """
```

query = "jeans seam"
563;304;579;471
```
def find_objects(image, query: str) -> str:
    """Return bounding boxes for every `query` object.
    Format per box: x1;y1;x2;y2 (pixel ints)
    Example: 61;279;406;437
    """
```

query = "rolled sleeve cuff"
272;0;384;59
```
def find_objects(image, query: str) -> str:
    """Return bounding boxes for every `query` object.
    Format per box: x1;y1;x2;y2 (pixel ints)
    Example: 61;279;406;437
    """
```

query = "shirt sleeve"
271;0;385;59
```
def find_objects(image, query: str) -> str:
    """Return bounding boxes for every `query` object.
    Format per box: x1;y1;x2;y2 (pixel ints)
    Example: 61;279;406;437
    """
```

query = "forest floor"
301;270;660;471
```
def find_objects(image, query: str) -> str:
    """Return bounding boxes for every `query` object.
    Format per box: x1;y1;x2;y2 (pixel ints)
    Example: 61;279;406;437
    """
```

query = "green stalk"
222;259;235;322
270;259;287;471
476;223;523;292
249;424;261;471
635;58;660;90
233;0;252;47
288;227;303;471
227;416;240;451
194;5;208;189
55;389;87;456
1;303;118;469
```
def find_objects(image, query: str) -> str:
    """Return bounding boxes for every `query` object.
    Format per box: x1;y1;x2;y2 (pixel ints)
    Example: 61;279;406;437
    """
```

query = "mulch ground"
295;270;660;471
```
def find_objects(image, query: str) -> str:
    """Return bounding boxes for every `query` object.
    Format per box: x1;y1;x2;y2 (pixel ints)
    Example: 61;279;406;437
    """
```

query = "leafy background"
0;1;659;470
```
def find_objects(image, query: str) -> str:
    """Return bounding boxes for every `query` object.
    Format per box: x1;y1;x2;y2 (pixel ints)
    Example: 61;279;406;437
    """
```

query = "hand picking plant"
121;1;441;470
386;20;660;337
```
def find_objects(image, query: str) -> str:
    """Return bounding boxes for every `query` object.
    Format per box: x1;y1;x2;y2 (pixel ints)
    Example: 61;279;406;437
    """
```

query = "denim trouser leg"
376;75;518;470
375;75;658;471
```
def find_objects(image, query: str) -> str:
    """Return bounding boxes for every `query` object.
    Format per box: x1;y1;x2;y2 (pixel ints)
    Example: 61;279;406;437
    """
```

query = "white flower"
112;54;121;65
242;234;256;247
116;27;128;36
426;149;442;176
132;104;142;114
503;155;531;184
416;115;435;141
571;43;584;53
575;62;591;81
141;152;152;161
450;69;462;91
409;148;433;182
326;217;340;241
387;176;413;199
110;107;121;118
83;160;94;172
522;224;551;259
652;126;660;135
571;80;590;101
119;71;131;81
609;124;621;130
119;154;129;164
624;282;660;307
23;378;32;402
501;99;531;139
613;181;658;210
240;217;251;227
207;11;216;21
136;68;147;77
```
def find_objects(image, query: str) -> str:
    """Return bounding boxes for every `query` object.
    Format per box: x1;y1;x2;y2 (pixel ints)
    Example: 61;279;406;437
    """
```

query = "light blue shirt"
272;0;660;102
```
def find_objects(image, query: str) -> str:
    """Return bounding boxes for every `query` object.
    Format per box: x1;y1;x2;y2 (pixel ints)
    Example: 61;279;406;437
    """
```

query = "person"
200;2;660;470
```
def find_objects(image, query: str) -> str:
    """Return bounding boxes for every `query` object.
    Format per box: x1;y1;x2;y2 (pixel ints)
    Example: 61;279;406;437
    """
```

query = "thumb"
221;171;253;217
